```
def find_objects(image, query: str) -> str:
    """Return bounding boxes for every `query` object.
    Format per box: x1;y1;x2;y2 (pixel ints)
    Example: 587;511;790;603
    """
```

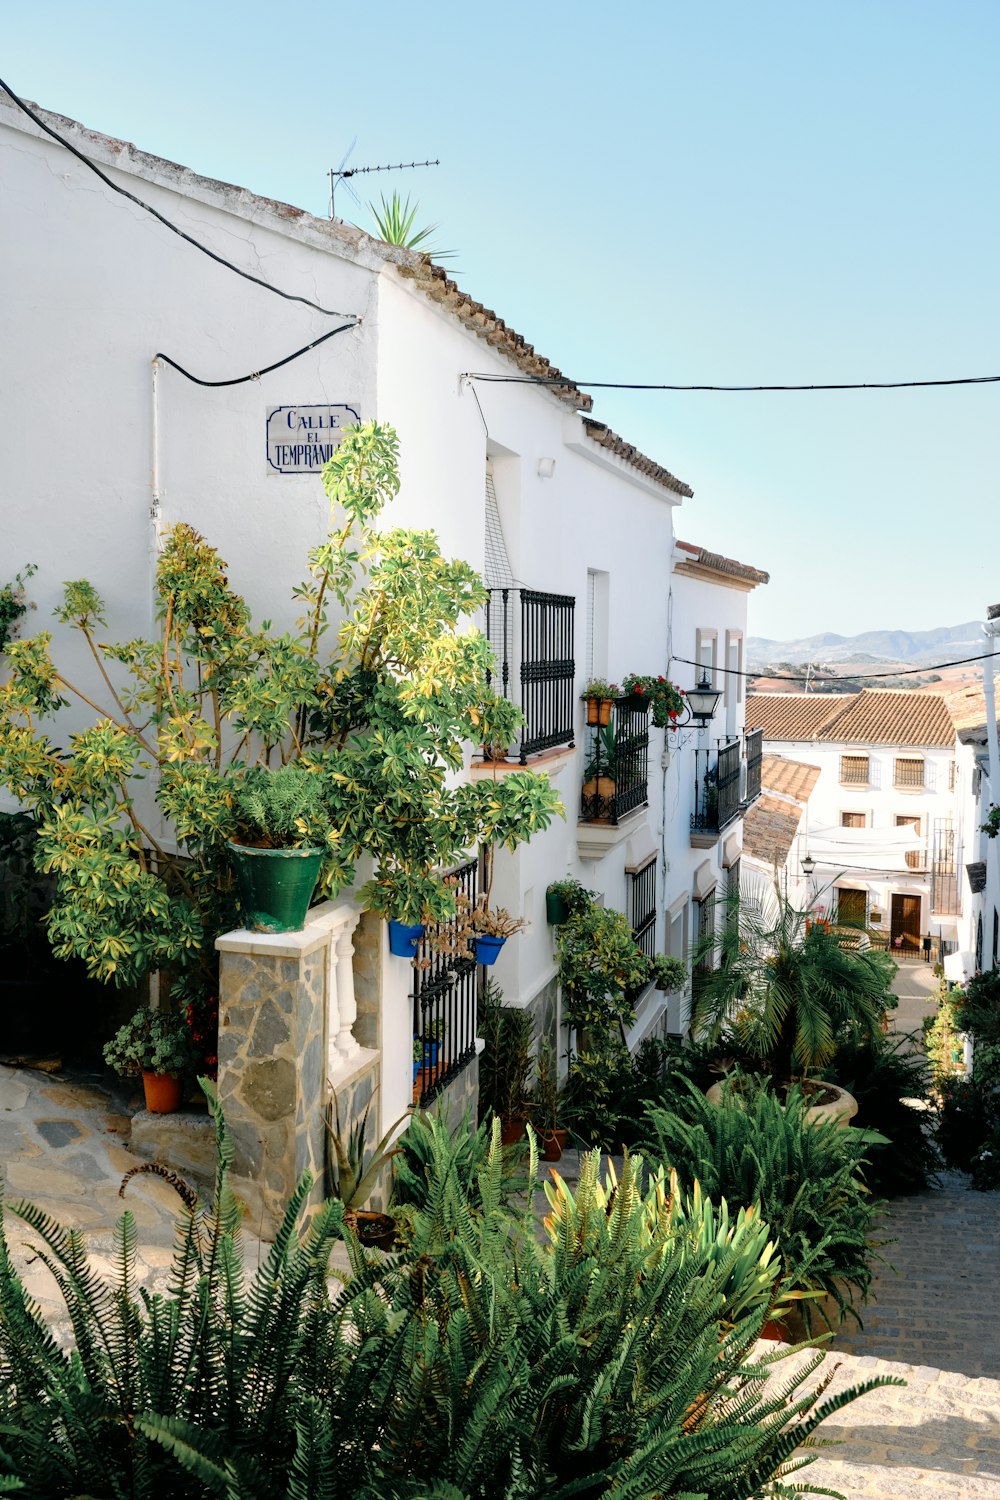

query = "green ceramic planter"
228;842;324;933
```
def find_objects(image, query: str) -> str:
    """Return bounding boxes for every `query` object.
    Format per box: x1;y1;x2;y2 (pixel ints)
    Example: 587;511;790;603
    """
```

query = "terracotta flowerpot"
500;1115;528;1146
585;696;614;726
582;775;616;823
540;1126;568;1162
141;1070;182;1114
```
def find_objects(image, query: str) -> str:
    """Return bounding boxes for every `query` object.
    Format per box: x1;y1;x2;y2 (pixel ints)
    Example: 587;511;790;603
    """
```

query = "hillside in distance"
747;620;982;667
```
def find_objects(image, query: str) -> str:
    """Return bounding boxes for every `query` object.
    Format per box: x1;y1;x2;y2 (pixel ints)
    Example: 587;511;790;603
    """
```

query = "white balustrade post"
334;910;363;1061
323;922;343;1084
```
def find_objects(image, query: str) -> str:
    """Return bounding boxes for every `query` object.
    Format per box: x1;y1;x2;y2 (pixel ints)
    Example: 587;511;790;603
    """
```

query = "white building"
744;689;965;957
1;94;768;1140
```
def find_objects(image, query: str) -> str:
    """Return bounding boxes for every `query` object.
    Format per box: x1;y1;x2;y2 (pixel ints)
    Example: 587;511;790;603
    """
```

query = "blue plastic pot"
474;934;506;966
413;1041;440;1080
388;919;425;958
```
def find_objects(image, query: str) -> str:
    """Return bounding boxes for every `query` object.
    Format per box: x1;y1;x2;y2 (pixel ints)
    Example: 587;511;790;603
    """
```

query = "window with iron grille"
894;757;925;789
841;811;866;828
930;818;958;915
626;855;657;1004
411;858;478;1107
840;754;870;785
693;893;716;972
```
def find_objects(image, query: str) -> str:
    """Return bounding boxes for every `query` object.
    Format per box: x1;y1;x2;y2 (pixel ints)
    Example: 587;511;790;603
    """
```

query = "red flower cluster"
184;993;219;1080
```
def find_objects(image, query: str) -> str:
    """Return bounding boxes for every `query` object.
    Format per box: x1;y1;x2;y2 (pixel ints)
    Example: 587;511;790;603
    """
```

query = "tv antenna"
328;151;440;220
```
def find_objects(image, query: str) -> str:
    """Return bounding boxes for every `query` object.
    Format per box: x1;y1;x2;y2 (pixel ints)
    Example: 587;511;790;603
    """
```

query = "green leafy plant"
650;951;686;991
474;688;523;762
545;876;594;917
0;1088;897;1498
828;1034;940;1196
620;672;685;726
478;979;534;1123
228;762;333;849
471;897;526;938
980;803;1000;837
102;1003;198;1078
0;423;562;1009
690;887;896;1086
531;1039;562;1135
326;1089;408;1210
581;676;617;700
640;1077;886;1331
582;719;617;781
365;190;455;260
0;563;35;653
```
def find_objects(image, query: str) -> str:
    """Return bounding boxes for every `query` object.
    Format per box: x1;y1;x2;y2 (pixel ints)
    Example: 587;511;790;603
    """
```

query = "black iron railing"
485;587;575;762
744;728;763;805
691;739;741;835
412;858;478;1106
626;855;657;1007
931;819;959;915
580;695;650;825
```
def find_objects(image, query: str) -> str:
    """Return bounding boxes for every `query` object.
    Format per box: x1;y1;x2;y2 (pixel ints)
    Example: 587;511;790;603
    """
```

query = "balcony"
577;697;650;859
691;739;741;846
484;587;575;762
411;858;479;1107
744;727;763;806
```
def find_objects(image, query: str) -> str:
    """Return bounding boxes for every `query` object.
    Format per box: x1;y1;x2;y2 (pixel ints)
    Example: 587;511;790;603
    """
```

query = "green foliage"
980;803;1000;837
0;423;562;1005
924;985;967;1083
326;1091;408;1210
0;565;35;654
580;677;616;699
365;190;455;260
531;1040;561;1133
229;763;333;849
0;1096;898;1498
473;689;523;760
0;810;52;966
620;672;685;726
650;951;686;991
477;980;534;1121
640;1078;885;1331
690;889;895;1083
827;1035;940;1197
102;1002;198;1078
544;876;593;916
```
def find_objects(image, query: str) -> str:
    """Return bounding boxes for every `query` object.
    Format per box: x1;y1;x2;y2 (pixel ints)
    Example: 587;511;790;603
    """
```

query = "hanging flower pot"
475;934;507;965
228;843;324;934
141;1070;183;1114
546;888;569;925
389;919;425;958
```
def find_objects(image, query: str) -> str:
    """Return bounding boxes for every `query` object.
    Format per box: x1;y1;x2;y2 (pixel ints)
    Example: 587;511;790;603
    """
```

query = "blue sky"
6;1;999;640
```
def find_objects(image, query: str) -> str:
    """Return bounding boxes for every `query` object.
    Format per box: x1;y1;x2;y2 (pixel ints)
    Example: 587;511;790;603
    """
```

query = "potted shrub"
650;953;686;993
581;677;617;726
691;888;895;1121
478;980;534;1143
103;1004;197;1114
475;689;524;764
532;1040;567;1161
581;722;617;820
412;1017;446;1094
471;897;526;965
227;763;331;934
327;1090;409;1250
545;876;592;926
620;673;685;728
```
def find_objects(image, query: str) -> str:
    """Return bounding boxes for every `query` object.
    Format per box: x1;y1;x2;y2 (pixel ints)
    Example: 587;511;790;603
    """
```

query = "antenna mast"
328;157;440;219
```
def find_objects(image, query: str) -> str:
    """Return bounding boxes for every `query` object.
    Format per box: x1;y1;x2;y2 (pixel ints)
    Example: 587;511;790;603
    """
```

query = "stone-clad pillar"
215;900;363;1236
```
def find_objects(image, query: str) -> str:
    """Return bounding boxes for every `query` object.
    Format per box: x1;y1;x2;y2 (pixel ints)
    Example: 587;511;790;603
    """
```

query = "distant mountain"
747;621;982;667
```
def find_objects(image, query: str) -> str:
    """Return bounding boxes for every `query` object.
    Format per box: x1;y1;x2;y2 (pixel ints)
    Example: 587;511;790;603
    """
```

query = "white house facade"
1;95;769;1176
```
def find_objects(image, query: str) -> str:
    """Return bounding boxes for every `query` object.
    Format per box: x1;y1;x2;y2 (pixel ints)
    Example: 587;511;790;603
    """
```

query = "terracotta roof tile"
675;540;769;586
746;689;956;747
743;794;805;866
760;754;821;803
745;694;849;741
582;421;692;497
943;682;989;736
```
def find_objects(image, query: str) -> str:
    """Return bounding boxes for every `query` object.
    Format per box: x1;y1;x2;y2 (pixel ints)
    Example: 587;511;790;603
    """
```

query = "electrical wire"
672;650;998;683
464;372;1000;394
154;322;357;387
0;75;358;322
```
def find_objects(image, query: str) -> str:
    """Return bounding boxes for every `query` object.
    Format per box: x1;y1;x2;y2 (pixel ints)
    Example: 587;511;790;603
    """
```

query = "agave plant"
366;191;455;260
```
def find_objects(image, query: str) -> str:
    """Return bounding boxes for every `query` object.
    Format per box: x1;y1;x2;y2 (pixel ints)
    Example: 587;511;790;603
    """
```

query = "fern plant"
0;1091;898;1498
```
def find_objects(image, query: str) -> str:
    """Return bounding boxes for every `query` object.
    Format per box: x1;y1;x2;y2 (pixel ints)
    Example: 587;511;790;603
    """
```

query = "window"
725;857;741;935
894;757;925;789
667;898;688;962
693;892;717;973
840;754;870;785
695;627;718;688
627;855;657;967
949;759;957;791
896;814;922;870
841;811;866;828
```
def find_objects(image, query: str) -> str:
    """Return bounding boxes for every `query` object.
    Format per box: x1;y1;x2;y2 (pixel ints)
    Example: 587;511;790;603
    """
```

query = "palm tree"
690;885;895;1087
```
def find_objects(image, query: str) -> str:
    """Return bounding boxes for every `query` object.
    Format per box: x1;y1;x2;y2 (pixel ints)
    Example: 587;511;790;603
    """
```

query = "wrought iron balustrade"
930;819;959;914
580;695;650;825
744;727;763;805
484;587;575;762
411;858;478;1106
691;739;742;836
